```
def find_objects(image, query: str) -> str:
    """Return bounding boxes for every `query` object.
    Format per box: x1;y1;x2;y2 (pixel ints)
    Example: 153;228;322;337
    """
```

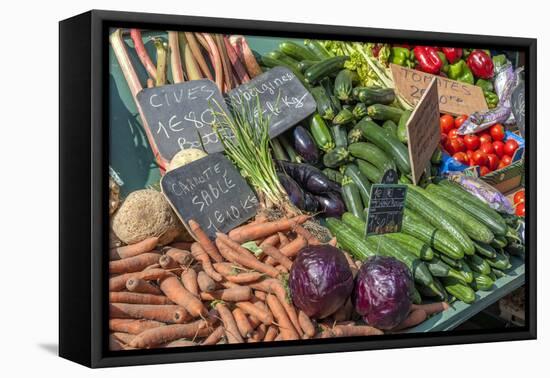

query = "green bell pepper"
447;59;474;84
390;47;415;68
492;54;508;69
476;78;494;92
484;90;499;109
437;51;449;74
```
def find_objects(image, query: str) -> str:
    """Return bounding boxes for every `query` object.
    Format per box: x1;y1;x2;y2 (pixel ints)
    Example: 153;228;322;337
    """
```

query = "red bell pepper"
441;47;463;64
413;46;443;74
466;50;494;79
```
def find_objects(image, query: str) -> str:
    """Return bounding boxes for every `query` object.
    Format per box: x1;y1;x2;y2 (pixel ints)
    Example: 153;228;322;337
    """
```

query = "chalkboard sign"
511;82;525;138
227;66;316;138
365;184;407;236
160;154;258;238
136;80;232;161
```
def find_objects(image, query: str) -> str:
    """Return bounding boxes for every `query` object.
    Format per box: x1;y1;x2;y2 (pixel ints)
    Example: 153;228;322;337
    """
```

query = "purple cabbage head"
289;245;354;319
352;256;413;330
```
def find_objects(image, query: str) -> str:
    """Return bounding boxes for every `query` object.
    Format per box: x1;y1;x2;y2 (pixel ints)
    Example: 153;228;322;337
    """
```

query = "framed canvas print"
59;10;536;368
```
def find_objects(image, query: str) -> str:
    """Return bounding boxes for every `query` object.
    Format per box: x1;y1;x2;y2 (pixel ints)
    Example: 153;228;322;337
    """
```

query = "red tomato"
455;114;468;128
479;132;492;144
501;155;513;166
466;150;474;160
504;139;519;156
487;153;499;171
472;150;488;166
515;202;525;217
445;138;465;154
497;161;507;170
480;142;494;155
493;140;506;158
490;124;505;141
514;190;525;204
453;152;469;165
440;114;455;134
463;134;480;151
480;166;491;176
448;129;459;139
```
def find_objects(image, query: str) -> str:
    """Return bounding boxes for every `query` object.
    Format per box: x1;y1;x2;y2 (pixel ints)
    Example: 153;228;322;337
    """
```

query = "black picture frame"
59;9;537;368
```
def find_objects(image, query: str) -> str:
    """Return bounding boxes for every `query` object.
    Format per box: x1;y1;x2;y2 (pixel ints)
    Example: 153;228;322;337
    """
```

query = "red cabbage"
352;256;413;330
289;245;354;319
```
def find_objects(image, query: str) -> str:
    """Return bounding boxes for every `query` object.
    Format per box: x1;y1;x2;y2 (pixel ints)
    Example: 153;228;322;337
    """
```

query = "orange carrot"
164;247;193;265
275;265;288;274
411;302;449;316
161;339;197;348
109;318;165;335
228;215;309;243
144;263;161;271
159;255;180;270
130;319;212;348
201;325;225;346
181;267;199;297
266;294;299;340
235;301;273;325
111;332;135;345
393;309;428;331
109;253;160;274
232;308;253;338
190;243;223;282
261;245;293;270
278;232;290;247
109;291;172;305
215;302;243;344
280;235;307;258
259;234;279;248
294;224;321;245
197;270;216;292
110;237;159;260
200;286;252;302
298;310;316;338
110;303;191;324
159;275;207;318
328;237;337;247
215;267;263;284
247;314;261;329
109;268;168;292
263;325;278;342
248;323;267;343
169;241;193;251
126;278;162;295
215;236;280;278
109;334;125;351
332;325;384;337
188;219;223;263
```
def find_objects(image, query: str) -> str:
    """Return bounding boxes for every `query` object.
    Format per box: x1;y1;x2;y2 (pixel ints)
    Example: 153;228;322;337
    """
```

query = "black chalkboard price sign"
136;79;232;161
160;154;259;238
365;184;407;236
227;66;316;138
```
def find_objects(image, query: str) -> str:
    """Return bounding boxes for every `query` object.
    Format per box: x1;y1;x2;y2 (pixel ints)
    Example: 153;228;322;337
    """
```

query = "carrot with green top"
228;215;309;243
159;275;207;318
189;219;223;262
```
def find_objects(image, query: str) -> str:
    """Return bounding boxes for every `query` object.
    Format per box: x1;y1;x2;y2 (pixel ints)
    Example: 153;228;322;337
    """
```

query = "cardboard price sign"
406;78;441;184
365;184;407;236
390;64;488;116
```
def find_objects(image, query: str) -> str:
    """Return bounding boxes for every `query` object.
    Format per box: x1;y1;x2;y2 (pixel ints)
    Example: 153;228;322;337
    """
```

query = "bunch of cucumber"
326;179;524;305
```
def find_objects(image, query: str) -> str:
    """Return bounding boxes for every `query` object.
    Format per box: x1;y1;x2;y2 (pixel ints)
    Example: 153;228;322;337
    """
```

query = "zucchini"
348;142;396;173
342;176;364;220
402;209;464;260
270;138;288;161
356;119;411;174
298;60;317;73
304;39;333;60
367;104;404;123
305;56;349;84
352;87;395;105
352;103;368;119
334;69;358;102
425;256;466;281
332;124;348;149
437;181;508;236
260;55;307;83
308;114;334;152
471;272;494;291
411;286;422;304
491;268;506;279
397;110;411;144
424;185;494;243
326;218;375;260
265;51;301;72
474;241;497;259
406;185;475;255
492;235;508;249
311;86;337;121
431;147;443;164
357;159;382;183
345;165;372;205
506;242;525;259
382;120;398;138
441;277;476;304
347;125;364;144
333;108;355;125
279;41;318;61
323;147;349;168
279;135;299;163
416;279;447;302
322;168;343;184
465;254;492;275
385;233;434;261
486;251;512;270
459;260;474;283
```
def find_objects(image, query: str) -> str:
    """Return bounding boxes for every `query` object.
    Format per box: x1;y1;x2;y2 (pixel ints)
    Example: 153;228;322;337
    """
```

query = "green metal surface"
406;256;525;333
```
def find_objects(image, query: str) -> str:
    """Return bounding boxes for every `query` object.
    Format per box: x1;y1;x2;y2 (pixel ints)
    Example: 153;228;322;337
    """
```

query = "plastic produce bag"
448;174;514;214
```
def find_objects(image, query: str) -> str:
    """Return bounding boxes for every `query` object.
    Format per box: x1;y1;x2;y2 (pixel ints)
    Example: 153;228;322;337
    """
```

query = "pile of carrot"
109;214;448;350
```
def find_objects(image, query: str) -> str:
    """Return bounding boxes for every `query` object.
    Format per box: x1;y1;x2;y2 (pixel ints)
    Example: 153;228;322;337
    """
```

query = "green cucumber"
352;87;395;105
356;159;382;183
356;119;411;174
322;168;343;184
382;120;398;138
385;233;434;261
348;142;396;173
345;164;372;205
326;218;375;260
304;56;349;84
459;260;474;283
333;108;355;125
441;277;476;304
465;254;492;275
308;114;334;152
486;251;512;270
334;69;358;102
342;212;364;235
397;110;411;144
311;86;337;120
406;185;475;255
417;279;447;301
474;241;497;259
323;146;349;168
424;185;494;243
304;39;333;60
425;256;466;281
279;41;318;61
492;235;508;249
471;272;494;291
367;104;404;123
435;252;463;269
342;176;364;220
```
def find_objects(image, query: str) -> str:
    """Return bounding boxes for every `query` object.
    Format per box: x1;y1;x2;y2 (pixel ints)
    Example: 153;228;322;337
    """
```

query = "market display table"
407;257;525;332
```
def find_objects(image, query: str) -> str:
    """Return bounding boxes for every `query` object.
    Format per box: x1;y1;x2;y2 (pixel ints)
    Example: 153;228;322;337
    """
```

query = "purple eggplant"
304;192;320;213
278;160;340;195
278;173;305;209
315;192;346;218
293;126;320;164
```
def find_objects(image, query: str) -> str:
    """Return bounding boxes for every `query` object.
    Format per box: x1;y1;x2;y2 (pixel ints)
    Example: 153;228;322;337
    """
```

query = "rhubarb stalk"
168;31;185;83
184;32;213;80
130;29;157;81
229;35;263;78
153;39;168;86
215;34;233;91
184;44;203;81
201;33;224;92
224;35;250;84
